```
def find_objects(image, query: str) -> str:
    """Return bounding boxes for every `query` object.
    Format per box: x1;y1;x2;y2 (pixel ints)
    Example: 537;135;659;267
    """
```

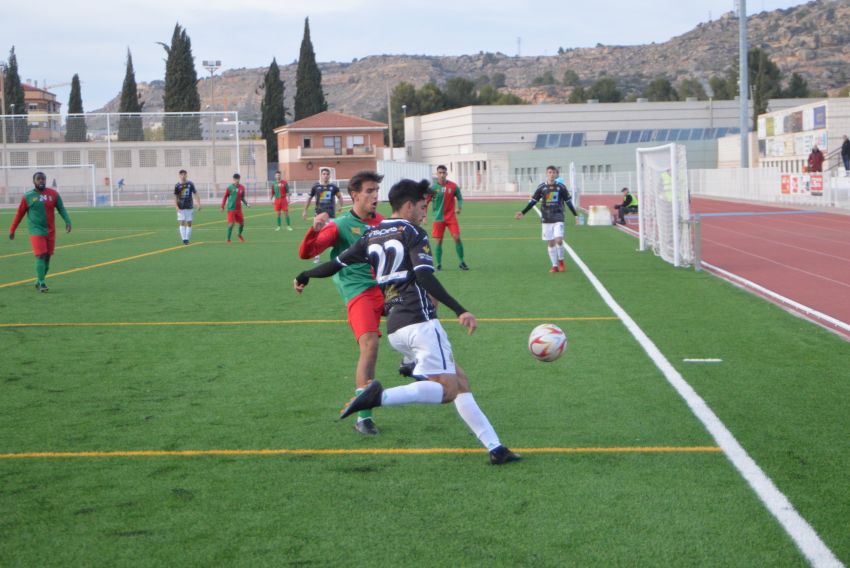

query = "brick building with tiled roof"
273;111;387;182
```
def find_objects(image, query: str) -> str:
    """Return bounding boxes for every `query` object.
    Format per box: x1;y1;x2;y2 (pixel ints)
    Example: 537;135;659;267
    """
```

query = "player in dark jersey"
302;167;344;220
174;169;201;244
515;165;577;272
9;172;72;292
295;179;520;465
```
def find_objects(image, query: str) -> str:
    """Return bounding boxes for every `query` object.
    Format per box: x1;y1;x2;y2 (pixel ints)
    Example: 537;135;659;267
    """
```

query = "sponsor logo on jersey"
368;226;401;237
351;227;361;235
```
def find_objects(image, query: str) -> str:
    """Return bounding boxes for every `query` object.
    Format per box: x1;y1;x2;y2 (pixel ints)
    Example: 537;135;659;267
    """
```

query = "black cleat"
340;380;383;420
458;262;469;271
354;417;380;435
38;283;49;293
489;445;521;465
183;239;189;245
398;359;416;377
435;264;442;271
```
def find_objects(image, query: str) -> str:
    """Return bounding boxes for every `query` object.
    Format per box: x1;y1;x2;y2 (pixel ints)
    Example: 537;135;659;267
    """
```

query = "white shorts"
177;209;194;222
388;319;456;377
541;222;564;241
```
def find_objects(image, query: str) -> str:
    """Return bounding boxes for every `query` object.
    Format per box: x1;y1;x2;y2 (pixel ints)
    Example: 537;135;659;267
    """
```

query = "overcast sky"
4;0;806;110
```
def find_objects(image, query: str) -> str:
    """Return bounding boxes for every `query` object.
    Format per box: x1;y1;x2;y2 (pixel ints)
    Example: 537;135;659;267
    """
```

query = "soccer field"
1;202;848;566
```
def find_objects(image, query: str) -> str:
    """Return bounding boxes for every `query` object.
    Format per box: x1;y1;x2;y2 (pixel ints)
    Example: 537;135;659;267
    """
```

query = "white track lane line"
562;240;843;568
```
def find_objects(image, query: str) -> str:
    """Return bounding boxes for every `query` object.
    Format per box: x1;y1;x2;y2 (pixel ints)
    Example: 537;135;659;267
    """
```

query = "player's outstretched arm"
295;259;345;289
458;312;477;335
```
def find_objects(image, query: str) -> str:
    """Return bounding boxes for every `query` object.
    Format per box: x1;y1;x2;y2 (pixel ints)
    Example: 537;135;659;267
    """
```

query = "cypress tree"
161;23;201;140
294;18;327;120
3;46;30;143
65;74;87;142
118;49;144;141
260;58;287;164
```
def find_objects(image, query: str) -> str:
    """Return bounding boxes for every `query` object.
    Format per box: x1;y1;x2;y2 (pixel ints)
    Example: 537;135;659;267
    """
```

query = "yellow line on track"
0;242;202;288
0;231;155;260
0;447;722;460
0;316;618;328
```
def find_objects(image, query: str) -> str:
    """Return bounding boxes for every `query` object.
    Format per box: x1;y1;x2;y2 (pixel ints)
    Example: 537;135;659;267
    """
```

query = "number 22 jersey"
335;219;436;334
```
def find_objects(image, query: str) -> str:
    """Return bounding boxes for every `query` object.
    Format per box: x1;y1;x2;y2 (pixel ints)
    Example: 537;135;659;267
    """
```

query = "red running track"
580;195;850;336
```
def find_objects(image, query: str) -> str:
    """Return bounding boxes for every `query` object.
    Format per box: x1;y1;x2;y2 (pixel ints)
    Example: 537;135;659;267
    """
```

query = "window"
572;133;585;146
189;148;207;167
139;149;157;168
239;145;255;165
63;150;81;166
164;149;182;168
616;131;629;144
88;150;107;169
36;151;56;166
534;134;547;148
215;148;231;166
347;135;365;148
546;134;560;148
10;151;28;167
113;150;131;168
639;130;652;142
323;136;336;148
303;136;312;149
628;130;641;143
604;131;617;145
654;129;668;141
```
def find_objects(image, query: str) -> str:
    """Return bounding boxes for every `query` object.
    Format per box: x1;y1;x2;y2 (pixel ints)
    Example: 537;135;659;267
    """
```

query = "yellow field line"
0;446;722;460
0;231;156;260
0;316;618;328
0;242;202;288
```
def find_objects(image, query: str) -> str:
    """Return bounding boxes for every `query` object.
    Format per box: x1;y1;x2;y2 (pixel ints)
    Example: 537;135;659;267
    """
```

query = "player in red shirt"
8;172;73;292
426;165;468;271
221;173;249;243
270;170;292;231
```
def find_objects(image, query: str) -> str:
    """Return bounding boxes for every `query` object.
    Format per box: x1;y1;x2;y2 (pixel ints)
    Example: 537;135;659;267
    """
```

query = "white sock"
186;227;192;241
548;245;558;266
382;381;444;406
454;392;501;450
180;226;187;240
557;246;564;260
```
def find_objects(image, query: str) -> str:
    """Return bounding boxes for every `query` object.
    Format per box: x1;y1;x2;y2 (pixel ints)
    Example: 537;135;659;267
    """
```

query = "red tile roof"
279;111;387;131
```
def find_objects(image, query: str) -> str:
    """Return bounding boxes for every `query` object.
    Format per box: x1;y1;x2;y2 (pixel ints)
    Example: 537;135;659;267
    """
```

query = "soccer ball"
528;324;567;362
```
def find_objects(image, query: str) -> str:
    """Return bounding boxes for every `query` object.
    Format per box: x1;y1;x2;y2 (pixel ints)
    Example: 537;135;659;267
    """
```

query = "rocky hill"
97;0;850;120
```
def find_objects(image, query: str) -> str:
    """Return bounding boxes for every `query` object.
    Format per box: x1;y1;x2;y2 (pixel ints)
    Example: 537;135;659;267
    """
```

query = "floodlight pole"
738;0;749;168
203;60;221;195
0;61;8;202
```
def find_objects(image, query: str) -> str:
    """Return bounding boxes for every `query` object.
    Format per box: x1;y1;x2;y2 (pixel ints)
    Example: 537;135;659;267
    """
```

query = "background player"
221;173;248;243
303;168;344;262
427;165;468;271
270;170;292;231
8;172;72;292
297;170;385;435
514;165;577;272
175;169;201;244
295;179;520;465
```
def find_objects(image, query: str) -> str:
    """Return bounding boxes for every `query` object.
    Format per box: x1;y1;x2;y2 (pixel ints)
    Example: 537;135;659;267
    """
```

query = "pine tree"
161;23;201;140
118;49;144;141
294;18;327;120
260;58;287;164
783;72;810;98
3;47;30;143
65;74;87;142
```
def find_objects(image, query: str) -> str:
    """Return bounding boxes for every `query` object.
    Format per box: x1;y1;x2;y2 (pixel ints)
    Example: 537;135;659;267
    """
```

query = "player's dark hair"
436;165;447;172
178;169;187;174
348;170;384;194
275;170;281;175
388;179;431;212
320;168;330;174
621;187;629;192
547;165;558;173
232;173;241;180
33;171;46;182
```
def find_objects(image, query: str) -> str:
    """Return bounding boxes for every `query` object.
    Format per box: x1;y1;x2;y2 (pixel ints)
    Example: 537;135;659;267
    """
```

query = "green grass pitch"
0;202;848;566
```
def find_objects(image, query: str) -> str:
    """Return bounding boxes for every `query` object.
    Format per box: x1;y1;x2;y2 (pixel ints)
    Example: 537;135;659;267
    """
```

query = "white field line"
562;240;843;568
701;261;850;335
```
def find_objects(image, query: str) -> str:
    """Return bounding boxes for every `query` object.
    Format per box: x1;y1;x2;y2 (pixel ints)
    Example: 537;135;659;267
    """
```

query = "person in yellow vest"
613;187;638;225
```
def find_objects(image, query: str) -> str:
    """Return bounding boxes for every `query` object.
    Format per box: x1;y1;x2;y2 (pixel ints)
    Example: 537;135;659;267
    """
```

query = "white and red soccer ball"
528;324;567;362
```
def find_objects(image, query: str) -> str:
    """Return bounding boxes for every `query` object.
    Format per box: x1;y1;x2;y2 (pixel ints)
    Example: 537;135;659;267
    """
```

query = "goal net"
635;143;694;267
0;164;97;207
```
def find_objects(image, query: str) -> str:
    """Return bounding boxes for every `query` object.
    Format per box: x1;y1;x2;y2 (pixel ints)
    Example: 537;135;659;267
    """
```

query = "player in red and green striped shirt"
270;170;292;231
8;172;73;292
297;171;385;435
220;173;249;243
426;164;468;271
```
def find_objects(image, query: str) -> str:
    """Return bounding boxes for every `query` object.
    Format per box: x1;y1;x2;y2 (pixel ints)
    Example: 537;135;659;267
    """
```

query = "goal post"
0;164;97;207
635;143;694;268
